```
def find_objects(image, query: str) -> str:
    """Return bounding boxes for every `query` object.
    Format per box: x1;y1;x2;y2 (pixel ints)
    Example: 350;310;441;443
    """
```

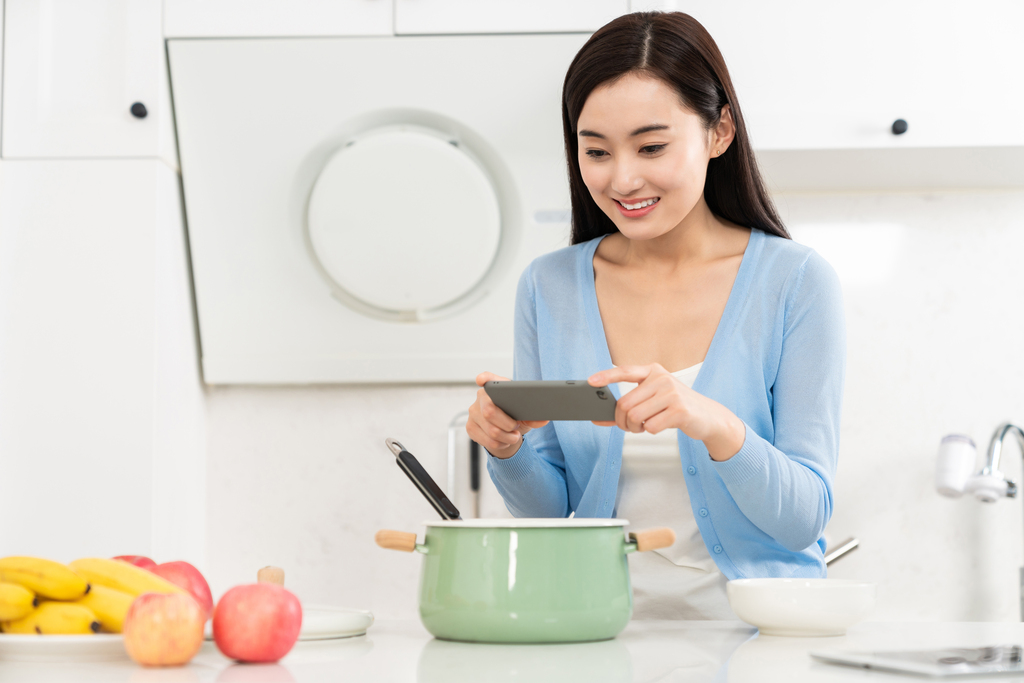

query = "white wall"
786;190;1024;622
204;189;1024;622
204;385;477;617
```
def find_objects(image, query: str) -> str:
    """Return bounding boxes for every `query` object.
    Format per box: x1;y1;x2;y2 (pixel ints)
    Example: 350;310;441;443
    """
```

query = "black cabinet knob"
130;102;148;119
891;118;908;135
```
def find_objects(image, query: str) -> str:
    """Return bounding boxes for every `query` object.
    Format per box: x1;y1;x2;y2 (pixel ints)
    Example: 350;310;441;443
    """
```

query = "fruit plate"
299;606;374;640
0;634;128;663
203;606;374;641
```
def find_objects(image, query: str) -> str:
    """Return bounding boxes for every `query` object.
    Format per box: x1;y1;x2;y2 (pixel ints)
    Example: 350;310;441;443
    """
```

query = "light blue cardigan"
486;229;846;579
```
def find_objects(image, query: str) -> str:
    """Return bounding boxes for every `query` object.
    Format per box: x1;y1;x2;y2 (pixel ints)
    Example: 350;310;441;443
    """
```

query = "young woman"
467;12;845;619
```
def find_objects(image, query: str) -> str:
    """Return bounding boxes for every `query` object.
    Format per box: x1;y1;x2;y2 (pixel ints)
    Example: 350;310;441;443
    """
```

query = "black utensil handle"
469;440;480;492
396;449;461;520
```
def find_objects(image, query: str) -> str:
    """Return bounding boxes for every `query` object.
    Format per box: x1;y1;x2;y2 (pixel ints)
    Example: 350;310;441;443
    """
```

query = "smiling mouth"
615;197;660;210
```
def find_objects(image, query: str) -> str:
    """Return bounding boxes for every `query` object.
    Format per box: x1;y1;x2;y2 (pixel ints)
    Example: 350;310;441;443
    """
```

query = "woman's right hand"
468;372;550;459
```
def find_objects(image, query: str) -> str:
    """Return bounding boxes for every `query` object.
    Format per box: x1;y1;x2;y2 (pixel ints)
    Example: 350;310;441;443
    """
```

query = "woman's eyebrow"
630;124;669;136
577;124;670;139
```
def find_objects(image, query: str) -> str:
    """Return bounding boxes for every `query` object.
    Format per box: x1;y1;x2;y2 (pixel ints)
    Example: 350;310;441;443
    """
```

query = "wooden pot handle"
375;530;418;553
629;527;676;552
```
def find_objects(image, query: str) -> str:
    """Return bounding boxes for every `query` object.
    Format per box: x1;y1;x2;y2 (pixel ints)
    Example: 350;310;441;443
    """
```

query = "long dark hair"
562;12;789;244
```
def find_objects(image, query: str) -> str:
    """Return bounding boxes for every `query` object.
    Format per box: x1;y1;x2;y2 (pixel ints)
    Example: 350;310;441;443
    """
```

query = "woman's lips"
614;197;660;218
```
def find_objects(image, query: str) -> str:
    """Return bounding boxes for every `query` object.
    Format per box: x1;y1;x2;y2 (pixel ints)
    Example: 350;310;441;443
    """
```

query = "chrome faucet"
968;423;1024;502
938;422;1024;619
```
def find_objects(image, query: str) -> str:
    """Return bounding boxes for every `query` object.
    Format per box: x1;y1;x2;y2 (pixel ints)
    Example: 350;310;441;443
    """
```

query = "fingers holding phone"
468;372;548;459
589;364;667;433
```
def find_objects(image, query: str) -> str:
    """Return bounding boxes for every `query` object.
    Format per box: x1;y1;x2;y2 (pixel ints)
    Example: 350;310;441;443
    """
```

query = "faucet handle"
965;473;1017;502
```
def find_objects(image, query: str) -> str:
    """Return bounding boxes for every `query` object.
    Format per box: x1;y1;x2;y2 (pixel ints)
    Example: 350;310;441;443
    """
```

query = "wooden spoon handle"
375;530;418;553
629;527;676;552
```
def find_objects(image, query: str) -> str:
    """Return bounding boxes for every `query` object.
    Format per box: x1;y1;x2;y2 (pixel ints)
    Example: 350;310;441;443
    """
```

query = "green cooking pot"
376;519;675;643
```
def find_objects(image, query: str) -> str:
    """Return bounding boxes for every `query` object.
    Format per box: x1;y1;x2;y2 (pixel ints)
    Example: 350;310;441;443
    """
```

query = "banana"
1;602;100;635
0;581;37;622
71;584;135;633
69;558;185;598
0;557;89;600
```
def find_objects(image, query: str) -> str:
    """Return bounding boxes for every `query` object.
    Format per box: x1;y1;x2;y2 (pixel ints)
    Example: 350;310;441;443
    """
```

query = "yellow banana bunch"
1;602;100;634
0;582;37;621
69;558;184;598
0;556;89;600
72;584;135;633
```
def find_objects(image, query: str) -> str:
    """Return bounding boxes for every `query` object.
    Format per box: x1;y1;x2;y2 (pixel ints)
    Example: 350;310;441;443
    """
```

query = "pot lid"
424;518;628;528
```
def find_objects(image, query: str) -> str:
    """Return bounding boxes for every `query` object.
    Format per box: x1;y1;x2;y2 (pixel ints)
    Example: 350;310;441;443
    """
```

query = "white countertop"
4;620;1024;682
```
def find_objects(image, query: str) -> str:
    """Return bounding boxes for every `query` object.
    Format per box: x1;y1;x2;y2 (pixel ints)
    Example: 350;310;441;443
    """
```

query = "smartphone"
484;380;617;422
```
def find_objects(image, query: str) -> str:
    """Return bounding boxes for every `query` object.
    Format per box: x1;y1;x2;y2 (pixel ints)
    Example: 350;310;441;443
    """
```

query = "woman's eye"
640;144;666;154
585;149;608;158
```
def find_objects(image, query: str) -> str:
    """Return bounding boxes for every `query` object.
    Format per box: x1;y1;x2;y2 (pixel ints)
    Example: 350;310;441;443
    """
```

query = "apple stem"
257;566;285;586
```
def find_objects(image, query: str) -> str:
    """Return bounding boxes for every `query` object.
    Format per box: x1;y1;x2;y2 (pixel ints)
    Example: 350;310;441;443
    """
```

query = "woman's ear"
710;104;736;158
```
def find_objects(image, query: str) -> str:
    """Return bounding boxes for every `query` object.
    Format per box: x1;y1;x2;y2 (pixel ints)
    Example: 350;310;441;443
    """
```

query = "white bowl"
726;578;876;636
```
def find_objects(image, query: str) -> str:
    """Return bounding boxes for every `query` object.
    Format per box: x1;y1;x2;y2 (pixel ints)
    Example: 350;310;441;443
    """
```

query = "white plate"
299;606;374;640
203;606;374;641
0;634;128;663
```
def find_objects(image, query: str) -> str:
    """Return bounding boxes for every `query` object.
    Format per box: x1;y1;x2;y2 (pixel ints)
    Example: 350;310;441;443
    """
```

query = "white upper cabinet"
1;0;165;159
395;0;628;34
683;0;1024;152
163;0;393;38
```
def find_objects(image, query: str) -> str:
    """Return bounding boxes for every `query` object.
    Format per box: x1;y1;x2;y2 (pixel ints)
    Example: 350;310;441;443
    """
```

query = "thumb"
518;420;549;436
476;371;510;387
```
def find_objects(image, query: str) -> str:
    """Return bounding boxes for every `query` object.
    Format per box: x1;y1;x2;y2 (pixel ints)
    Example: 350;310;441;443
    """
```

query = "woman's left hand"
588;364;746;461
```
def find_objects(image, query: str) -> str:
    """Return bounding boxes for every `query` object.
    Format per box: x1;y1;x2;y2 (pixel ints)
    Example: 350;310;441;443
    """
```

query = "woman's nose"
609;161;643;195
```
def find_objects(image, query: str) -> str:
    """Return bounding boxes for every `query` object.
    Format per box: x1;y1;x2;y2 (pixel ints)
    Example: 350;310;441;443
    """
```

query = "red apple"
123;592;204;667
212;584;302;663
151;561;214;620
113;555;158;570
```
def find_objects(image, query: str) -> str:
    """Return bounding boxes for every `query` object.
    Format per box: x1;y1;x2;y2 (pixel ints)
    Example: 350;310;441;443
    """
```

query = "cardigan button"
687;466;697;475
713;545;723;554
699;508;709;517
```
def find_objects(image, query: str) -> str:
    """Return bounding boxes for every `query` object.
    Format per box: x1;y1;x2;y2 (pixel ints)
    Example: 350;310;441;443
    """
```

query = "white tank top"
615;363;735;620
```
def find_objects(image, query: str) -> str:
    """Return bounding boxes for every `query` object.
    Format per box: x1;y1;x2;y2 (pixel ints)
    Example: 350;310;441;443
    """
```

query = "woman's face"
576;73;724;241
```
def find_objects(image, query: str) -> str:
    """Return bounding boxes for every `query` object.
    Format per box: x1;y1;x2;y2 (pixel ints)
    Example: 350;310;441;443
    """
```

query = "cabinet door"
1;0;163;158
0;160;157;557
395;0;628;34
0;159;204;560
683;0;1024;150
163;0;393;38
0;0;5;128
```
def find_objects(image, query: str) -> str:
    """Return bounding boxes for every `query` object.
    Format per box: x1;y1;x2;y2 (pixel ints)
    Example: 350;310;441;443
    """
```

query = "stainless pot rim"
424;518;629;528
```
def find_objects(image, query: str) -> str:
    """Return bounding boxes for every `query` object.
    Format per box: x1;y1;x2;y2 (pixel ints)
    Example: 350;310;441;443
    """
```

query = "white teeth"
621;198;658;210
